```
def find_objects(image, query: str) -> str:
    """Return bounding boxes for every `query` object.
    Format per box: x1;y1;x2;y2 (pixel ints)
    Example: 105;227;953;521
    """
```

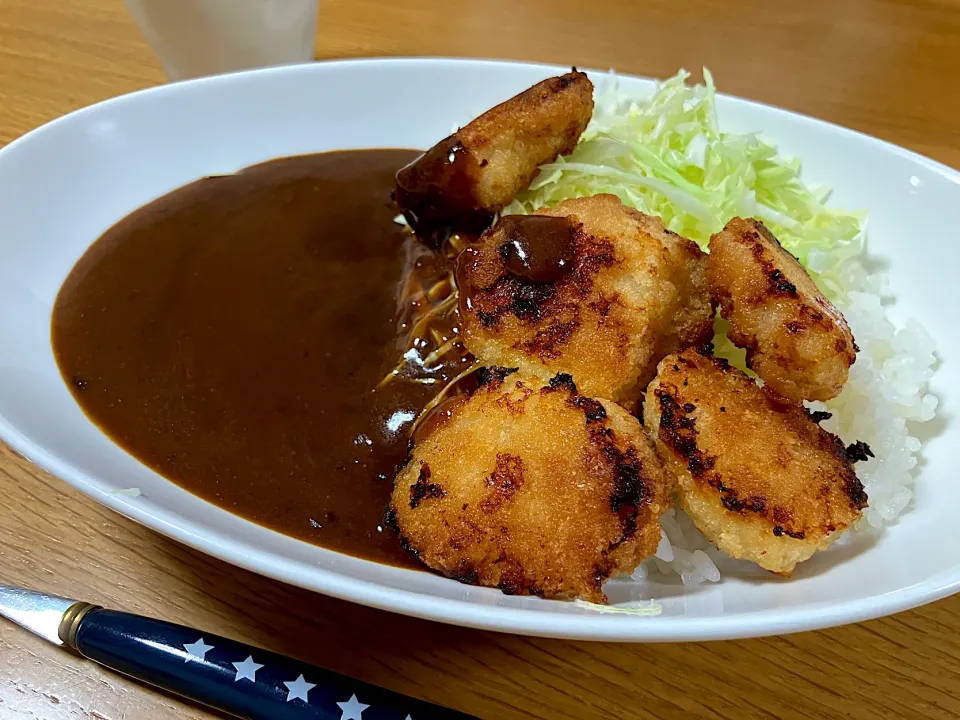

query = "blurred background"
1;0;958;166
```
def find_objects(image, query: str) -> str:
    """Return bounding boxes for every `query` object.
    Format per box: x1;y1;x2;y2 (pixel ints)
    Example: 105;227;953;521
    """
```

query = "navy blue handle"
74;608;476;719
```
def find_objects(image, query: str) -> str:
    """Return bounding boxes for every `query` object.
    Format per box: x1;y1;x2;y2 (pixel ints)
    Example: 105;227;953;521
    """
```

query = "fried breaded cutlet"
643;348;868;575
456;194;714;409
389;369;672;602
395;71;594;243
708;217;857;402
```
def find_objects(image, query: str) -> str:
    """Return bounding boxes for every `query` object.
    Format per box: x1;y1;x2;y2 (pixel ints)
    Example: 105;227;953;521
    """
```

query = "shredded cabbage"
503;68;865;300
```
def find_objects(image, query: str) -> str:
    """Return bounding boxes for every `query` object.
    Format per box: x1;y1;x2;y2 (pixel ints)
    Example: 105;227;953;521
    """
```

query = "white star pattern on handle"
182;637;214;662
231;655;264;682
337;694;370;719
283;674;316;703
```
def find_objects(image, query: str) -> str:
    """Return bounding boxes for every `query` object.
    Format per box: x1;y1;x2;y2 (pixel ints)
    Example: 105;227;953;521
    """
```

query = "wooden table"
1;0;959;717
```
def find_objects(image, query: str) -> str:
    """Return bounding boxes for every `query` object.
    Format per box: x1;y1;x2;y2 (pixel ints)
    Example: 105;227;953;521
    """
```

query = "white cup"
125;0;319;81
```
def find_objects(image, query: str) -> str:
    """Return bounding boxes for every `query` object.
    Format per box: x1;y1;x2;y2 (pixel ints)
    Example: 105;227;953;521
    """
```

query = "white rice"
639;252;939;585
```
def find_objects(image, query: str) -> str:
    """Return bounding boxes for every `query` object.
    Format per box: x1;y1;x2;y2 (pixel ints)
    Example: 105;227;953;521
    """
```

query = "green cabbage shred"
503;68;865;300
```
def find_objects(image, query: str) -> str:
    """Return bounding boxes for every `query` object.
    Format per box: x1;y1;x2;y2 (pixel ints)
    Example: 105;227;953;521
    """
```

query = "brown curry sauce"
51;149;443;567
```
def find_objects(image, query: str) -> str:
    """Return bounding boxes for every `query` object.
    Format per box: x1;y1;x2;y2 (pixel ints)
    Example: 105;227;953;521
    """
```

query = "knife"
0;584;477;719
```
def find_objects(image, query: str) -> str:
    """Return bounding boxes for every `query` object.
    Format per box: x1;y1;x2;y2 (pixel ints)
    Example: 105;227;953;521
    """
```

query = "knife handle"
65;606;474;720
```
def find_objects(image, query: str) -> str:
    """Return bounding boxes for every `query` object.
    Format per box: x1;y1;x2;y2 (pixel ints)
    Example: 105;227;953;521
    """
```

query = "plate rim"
1;56;958;642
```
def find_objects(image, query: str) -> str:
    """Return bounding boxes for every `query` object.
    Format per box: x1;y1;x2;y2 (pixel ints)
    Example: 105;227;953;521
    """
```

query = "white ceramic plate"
0;59;957;642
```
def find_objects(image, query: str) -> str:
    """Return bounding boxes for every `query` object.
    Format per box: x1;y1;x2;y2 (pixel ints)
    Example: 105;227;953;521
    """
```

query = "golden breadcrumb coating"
395;71;594;242
390;369;673;602
707;217;857;402
643;348;867;576
456;194;714;408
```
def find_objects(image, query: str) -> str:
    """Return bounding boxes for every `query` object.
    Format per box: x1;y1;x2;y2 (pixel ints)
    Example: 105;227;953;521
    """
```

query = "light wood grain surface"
1;0;959;718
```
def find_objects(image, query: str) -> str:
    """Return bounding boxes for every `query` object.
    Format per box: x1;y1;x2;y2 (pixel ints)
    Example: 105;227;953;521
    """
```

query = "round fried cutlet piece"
643;348;867;576
707;217;857;402
390;369;673;603
456;194;714;409
395;70;594;243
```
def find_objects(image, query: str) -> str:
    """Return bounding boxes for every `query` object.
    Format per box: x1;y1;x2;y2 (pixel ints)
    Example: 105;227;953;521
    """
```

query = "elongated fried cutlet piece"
643;348;868;576
389;369;672;603
395;71;594;243
456;194;714;408
707;217;857;402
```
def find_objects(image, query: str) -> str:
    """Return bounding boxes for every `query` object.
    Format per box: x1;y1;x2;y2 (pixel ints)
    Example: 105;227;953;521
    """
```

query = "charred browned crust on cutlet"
714;220;853;341
480;453;525;513
409;461;445;509
394;70;594;243
458;195;715;409
652;352;867;540
749;220;800;297
457;220;616;361
457;71;593;158
389;372;668;602
707;218;858;402
540;373;655;546
474;365;519;390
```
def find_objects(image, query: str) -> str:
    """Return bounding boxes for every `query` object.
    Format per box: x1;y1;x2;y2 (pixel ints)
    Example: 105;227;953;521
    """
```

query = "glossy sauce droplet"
394;137;493;246
496;215;577;283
